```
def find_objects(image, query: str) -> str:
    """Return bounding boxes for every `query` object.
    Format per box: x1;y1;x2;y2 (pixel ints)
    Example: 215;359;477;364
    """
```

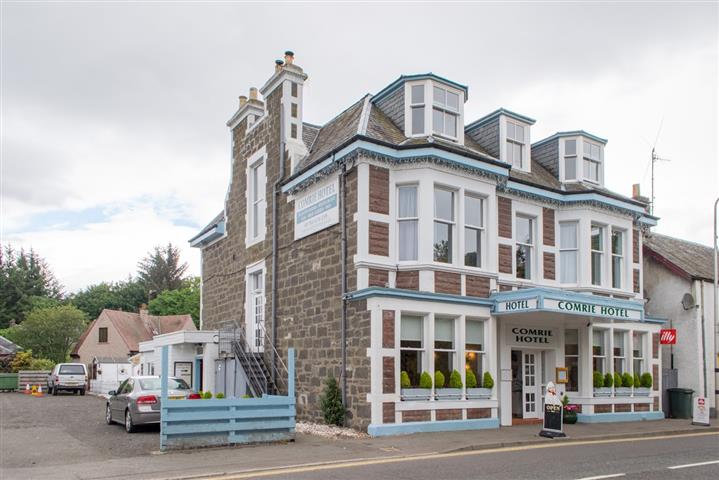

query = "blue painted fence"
160;347;295;451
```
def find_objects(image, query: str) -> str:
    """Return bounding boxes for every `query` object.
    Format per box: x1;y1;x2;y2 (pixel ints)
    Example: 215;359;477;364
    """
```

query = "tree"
0;245;63;328
320;376;345;426
137;243;188;294
148;277;200;328
10;305;87;363
70;278;147;319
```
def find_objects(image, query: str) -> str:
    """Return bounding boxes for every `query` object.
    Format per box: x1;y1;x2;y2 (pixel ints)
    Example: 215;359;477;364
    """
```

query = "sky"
2;1;717;293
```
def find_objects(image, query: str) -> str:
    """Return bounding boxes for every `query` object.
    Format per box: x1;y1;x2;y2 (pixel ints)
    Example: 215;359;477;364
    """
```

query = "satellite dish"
681;293;696;310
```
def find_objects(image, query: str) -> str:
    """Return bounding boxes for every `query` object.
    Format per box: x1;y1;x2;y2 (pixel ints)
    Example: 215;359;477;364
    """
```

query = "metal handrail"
254;321;289;392
220;320;267;397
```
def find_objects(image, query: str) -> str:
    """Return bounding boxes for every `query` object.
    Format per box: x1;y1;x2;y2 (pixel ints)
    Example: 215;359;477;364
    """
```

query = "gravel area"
296;421;370;439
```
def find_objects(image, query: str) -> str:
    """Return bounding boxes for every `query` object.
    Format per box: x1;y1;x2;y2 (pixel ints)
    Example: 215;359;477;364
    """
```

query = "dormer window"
506;122;526;168
432;86;459;138
410;85;425;135
583;141;603;183
563;139;577;180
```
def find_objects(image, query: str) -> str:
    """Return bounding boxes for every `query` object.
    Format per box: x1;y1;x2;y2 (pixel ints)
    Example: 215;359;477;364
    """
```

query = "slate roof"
71;309;196;356
644;232;715;282
189;211;224;242
0;335;19;355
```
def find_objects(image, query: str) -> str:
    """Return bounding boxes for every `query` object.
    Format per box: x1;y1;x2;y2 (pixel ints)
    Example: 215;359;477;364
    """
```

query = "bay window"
564;139;577;180
565;329;579;392
613;330;627;374
611;230;624;289
464;194;484;267
397;185;418;261
434;316;455;385
465;319;485;382
506;122;525;168
583;142;602;183
433;187;455;263
432;86;459;138
515;215;534;279
410;84;425;135
559;222;578;283
591;225;604;286
592;329;607;373
400;315;424;387
632;331;645;374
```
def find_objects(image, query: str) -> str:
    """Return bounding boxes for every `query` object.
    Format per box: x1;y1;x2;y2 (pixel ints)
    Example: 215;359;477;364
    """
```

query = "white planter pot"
435;388;462;401
466;388;492;399
401;388;431;401
593;387;612;397
615;387;632;397
634;387;651;396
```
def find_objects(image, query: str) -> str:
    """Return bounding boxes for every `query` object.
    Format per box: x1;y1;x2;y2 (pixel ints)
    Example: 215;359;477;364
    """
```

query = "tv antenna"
649;119;671;216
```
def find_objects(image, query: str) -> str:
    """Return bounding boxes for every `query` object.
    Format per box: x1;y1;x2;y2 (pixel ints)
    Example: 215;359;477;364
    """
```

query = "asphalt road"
0;391;158;470
216;433;719;480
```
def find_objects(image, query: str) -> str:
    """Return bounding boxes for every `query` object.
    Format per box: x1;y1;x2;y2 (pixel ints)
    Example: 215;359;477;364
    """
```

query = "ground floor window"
613;330;627;374
564;328;579;392
400;315;424;387
465;318;485;382
434;316;455;386
592;329;607;373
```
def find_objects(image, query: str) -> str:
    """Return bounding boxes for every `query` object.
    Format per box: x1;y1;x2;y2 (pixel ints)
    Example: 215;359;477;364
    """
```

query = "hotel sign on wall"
294;177;339;240
506;325;559;347
495;298;538;313
544;299;642;321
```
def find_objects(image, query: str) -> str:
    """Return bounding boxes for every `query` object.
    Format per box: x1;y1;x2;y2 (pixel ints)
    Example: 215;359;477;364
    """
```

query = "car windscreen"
139;378;190;391
58;365;85;375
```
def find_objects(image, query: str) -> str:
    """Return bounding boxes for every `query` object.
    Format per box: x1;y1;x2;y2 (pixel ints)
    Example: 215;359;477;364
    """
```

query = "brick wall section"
383;357;395;394
465;275;490;298
368;165;389;214
614;404;631;413
434;271;461;295
653;397;659;410
499;244;513;274
374;87;405;132
633;269;640;293
595;404;612;413
466;118;500;158
652;333;659;359
382;403;395;424
653;365;659;391
498;197;512;238
543;252;555;280
634;403;650;412
531;139;559;178
467;408;491;419
382;310;395;348
201;81;372;429
436;409;462;421
633;229;640;263
542;208;555;246
402;410;431;422
368;268;389;287
396;270;419;290
368;221;389;256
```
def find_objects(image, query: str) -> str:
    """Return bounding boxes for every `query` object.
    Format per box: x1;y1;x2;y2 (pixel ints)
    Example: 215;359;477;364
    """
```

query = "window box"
466;387;492;400
401;388;431;401
435;388;462;401
593;387;612;397
614;387;632;397
634;387;651;396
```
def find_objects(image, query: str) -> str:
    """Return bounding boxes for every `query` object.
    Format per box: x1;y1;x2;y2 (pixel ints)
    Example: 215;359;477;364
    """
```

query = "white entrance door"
247;270;265;353
522;351;541;418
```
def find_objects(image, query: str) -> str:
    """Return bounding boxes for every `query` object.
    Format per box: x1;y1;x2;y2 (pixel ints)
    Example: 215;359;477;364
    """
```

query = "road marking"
575;474;625;480
667;460;719;470
190;432;719;480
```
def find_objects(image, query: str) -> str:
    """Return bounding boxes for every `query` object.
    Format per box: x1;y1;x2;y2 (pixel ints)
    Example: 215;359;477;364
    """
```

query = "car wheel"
80;389;85;396
125;409;136;433
106;404;113;425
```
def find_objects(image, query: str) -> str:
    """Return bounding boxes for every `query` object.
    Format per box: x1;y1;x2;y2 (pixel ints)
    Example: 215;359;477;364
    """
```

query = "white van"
47;363;88;395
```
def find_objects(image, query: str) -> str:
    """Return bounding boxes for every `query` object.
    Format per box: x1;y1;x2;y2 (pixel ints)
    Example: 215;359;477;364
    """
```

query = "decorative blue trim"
371;73;469;104
532;130;608;148
644;315;668;324
466;108;536;131
346;287;494;307
189;220;225;247
368;418;499;437
577;411;664;423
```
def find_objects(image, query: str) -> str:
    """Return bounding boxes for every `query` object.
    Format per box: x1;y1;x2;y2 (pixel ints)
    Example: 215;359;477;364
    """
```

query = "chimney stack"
275;59;284;73
284;50;294;65
249;87;258;101
239;95;247;107
632;183;641;200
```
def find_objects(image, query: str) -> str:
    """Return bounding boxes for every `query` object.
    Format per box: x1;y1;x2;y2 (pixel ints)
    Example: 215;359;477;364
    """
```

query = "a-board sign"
543;403;563;433
692;396;710;426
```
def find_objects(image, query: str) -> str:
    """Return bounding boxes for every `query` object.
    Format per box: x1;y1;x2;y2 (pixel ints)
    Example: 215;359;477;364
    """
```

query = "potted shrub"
466;370;493;399
593;371;611;397
400;370;432;401
435;370;462;400
561;394;578;424
635;372;652;396
615;373;633;396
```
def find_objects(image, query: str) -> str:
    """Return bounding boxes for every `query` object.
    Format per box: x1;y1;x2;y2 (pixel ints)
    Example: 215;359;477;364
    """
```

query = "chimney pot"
284;50;294;65
632;183;641;199
275;59;284;72
239;95;247;107
249;87;258;100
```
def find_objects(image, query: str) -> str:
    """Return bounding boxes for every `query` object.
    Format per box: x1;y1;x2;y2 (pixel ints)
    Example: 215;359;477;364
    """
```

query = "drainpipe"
713;198;718;409
700;281;708;398
271;99;286;389
339;158;348;411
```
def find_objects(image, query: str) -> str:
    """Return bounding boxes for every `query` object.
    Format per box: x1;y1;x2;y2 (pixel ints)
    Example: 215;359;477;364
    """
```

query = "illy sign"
660;329;677;345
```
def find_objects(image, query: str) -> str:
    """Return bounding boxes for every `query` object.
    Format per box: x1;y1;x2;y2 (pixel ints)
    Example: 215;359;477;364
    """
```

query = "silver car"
105;376;198;433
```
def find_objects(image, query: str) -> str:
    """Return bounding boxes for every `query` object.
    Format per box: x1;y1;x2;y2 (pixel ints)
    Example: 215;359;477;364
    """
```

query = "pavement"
1;392;717;480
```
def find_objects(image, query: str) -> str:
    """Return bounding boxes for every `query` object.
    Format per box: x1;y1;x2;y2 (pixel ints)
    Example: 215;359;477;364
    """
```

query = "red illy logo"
660;329;676;344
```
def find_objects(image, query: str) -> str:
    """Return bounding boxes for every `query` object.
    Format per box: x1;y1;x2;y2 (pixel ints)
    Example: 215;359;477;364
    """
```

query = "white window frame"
582;140;603;184
591;224;604;286
432;85;460;140
400;314;425;388
463;193;485;268
505;121;526;169
404;80;464;143
563;138;578;181
592;329;607;374
564;328;580;393
515;215;535;280
397;184;419;262
408;83;426;137
613;330;627;375
611;229;624;289
245;146;267;247
433;186;456;264
632;331;646;375
245;261;266;352
559;221;579;284
433;316;457;383
464;318;486;383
